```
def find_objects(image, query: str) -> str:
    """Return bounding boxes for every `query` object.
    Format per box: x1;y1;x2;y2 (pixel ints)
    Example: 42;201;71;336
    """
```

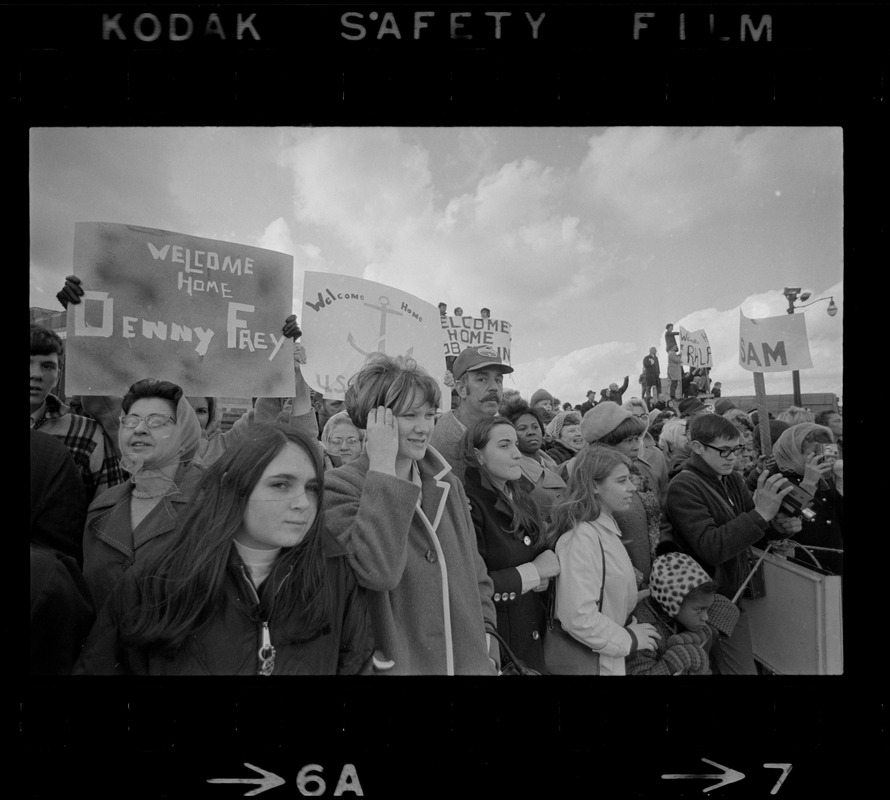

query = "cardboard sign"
738;310;813;373
300;272;451;404
65;222;295;397
440;315;512;364
677;326;712;369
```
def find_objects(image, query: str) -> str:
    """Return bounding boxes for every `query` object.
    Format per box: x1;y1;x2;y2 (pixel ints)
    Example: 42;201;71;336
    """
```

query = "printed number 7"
764;764;792;795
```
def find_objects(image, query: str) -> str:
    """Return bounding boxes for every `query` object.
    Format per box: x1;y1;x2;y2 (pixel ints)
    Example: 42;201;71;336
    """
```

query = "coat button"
509;592;517;600
494;593;501;601
532;631;540;640
425;549;437;563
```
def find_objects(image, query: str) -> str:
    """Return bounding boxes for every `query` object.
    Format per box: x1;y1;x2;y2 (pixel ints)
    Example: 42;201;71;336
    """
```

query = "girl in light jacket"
549;447;660;675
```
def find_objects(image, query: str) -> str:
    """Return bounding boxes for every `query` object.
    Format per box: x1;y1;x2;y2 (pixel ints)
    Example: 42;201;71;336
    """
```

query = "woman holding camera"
771;423;844;575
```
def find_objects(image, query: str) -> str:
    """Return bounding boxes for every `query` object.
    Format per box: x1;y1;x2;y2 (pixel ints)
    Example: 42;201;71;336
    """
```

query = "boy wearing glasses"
30;324;124;504
665;414;800;674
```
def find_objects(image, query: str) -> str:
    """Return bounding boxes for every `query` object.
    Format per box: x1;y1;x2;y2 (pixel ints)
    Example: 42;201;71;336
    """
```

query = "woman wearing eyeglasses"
82;379;204;613
320;411;366;469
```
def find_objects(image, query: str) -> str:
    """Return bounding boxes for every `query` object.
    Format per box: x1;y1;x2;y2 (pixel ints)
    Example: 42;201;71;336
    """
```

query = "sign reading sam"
65;222;295;397
738;309;813;373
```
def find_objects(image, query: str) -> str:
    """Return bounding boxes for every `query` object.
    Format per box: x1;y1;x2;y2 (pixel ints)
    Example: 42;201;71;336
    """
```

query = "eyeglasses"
330;436;360;447
700;442;744;458
119;414;176;429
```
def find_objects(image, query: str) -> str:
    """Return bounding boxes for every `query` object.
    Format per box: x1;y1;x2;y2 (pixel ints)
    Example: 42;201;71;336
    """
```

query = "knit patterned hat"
530;388;554;407
579;402;633;443
545;409;580;441
649;551;712;618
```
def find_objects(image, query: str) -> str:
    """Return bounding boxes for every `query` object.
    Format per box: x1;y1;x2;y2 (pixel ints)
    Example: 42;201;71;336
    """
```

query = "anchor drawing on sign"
347;295;413;359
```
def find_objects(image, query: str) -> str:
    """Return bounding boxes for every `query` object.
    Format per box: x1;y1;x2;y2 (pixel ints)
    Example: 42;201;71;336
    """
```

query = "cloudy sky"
29;126;843;405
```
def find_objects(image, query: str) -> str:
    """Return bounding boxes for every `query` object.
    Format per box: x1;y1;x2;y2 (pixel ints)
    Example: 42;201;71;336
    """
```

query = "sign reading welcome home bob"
65;223;295;397
301;271;450;404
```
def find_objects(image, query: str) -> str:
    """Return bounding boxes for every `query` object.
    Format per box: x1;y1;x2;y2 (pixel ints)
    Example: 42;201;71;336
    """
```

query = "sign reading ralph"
65;222;295;397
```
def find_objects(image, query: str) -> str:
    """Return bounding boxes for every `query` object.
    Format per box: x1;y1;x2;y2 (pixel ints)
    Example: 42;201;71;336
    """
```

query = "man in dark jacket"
642;347;661;401
602;376;629;405
664;414;801;674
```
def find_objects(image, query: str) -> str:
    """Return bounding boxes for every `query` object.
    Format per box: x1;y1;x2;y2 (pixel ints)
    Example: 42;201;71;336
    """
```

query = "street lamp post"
782;287;839;407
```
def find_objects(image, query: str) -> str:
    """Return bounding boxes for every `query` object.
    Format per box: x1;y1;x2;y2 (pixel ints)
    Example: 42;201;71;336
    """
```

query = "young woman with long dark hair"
76;424;373;675
461;416;558;673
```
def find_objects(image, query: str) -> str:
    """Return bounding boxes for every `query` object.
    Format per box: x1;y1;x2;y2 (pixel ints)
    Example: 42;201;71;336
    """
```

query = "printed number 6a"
296;763;363;796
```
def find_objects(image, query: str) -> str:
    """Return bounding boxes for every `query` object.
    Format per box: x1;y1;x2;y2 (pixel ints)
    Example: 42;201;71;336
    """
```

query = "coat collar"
87;463;204;555
414;445;454;533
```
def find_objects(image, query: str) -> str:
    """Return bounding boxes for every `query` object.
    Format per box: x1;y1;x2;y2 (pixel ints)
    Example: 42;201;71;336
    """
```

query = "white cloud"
282;128;434;262
258;217;295;257
511;282;843;406
577;127;841;236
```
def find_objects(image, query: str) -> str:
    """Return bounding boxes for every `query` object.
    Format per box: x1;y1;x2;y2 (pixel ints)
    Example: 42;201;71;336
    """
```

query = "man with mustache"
429;345;514;485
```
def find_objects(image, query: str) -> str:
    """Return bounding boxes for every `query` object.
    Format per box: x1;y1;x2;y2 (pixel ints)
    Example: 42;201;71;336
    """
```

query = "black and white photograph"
21;1;880;797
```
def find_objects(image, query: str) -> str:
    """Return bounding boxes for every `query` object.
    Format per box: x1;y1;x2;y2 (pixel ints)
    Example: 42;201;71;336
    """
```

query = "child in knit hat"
626;542;739;676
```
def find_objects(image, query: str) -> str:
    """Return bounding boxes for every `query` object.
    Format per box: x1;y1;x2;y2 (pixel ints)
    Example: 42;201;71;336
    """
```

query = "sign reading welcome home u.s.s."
301;271;451;404
738;309;813;372
65;223;295;397
441;315;512;364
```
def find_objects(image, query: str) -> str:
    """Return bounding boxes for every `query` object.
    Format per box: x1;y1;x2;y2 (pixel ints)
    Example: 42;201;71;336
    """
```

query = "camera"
768;468;817;521
819;443;839;460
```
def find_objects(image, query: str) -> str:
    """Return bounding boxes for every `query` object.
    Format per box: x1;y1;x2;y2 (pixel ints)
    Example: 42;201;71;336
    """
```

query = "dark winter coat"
82;462;204;613
464;466;548;673
74;532;373;675
543;440;578;465
664;452;775;599
31;545;95;675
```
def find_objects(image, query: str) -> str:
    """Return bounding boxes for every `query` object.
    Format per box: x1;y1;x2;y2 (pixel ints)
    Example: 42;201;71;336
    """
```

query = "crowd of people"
31;292;844;676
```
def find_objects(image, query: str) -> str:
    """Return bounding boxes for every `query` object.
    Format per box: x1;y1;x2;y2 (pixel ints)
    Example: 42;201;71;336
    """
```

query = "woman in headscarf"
543;410;584;465
320;410;366;469
771;422;843;575
82;379;203;612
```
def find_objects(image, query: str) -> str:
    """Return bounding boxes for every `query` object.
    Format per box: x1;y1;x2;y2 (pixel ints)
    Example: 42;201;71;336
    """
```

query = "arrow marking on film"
207;763;285;796
662;758;746;793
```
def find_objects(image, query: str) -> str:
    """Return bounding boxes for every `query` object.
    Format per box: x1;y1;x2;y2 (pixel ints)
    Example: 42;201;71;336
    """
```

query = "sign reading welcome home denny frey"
300;271;450;404
65;223;295;397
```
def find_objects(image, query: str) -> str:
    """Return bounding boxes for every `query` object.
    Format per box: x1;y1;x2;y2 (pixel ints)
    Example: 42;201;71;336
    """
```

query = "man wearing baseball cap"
429;344;514;484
